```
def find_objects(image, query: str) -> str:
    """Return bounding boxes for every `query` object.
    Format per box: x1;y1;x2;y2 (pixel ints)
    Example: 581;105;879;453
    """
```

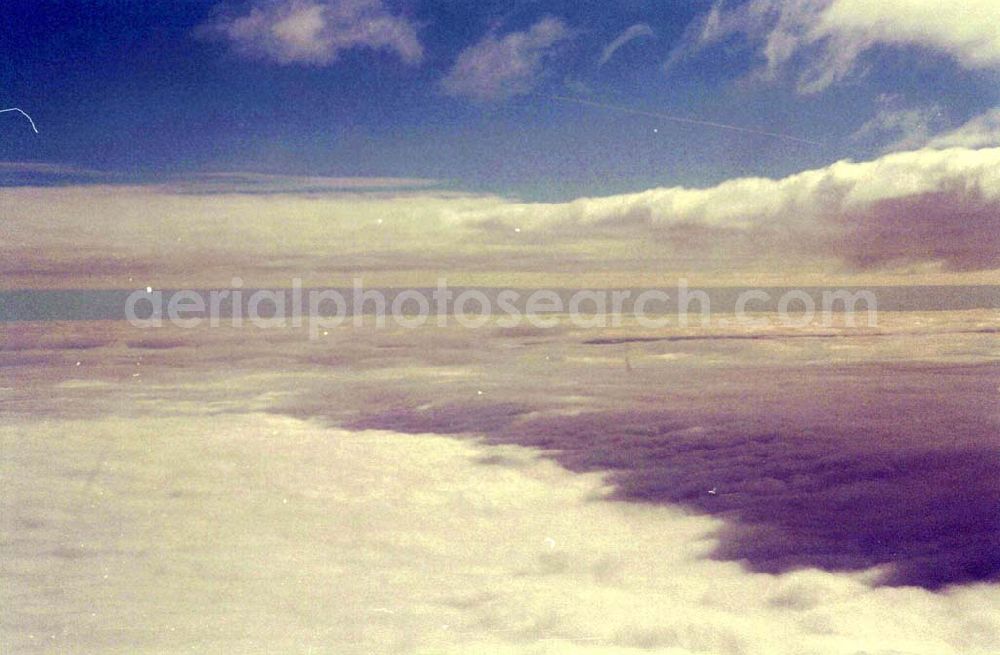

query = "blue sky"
3;0;998;201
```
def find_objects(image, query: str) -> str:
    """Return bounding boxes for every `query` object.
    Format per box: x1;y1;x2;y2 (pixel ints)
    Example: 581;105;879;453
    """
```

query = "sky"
2;0;998;197
2;0;1000;288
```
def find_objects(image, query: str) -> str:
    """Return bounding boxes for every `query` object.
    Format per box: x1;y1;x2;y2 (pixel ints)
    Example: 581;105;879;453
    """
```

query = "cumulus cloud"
441;17;571;101
667;0;1000;93
465;146;1000;272
598;23;654;66
200;0;423;65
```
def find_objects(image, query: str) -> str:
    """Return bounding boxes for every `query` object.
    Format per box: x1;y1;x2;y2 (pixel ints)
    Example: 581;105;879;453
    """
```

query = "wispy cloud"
666;0;1000;93
926;108;1000;149
441;17;571;102
0;161;106;177
200;0;423;65
598;23;654;66
163;172;441;194
854;105;1000;152
851;95;947;152
0;161;111;187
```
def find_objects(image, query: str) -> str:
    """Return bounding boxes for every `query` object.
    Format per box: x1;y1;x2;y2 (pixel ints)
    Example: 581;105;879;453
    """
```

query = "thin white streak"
548;94;823;146
0;107;39;134
598;23;654;66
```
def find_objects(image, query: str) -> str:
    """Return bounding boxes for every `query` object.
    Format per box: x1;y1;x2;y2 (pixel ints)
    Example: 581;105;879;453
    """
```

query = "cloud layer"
4;319;1000;653
3;147;1000;288
202;0;423;65
441;17;571;101
335;318;1000;590
9;408;1000;654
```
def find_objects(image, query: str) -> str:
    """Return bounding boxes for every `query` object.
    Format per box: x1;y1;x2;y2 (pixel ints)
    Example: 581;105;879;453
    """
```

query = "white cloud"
598;23;654;66
667;0;1000;93
462;146;1000;272
202;0;423;65
926;108;1000;149
851;95;947;152
6;402;1000;654
4;147;1000;289
441;17;571;102
851;105;1000;152
816;0;1000;70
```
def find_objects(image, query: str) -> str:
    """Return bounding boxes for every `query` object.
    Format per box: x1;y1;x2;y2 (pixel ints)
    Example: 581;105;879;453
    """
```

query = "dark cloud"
2;335;112;352
0;250;156;279
349;361;1000;589
124;339;192;350
614;435;1000;588
834;185;1000;271
0;353;62;368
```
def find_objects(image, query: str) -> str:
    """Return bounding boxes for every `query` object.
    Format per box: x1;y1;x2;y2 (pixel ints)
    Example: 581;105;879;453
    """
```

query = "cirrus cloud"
851;95;947;152
854;105;1000;153
667;0;1000;93
927;108;1000;150
598;23;654;66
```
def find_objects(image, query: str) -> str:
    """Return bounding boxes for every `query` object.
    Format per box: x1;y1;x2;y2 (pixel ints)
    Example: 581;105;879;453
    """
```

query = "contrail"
548;95;822;146
1;107;39;134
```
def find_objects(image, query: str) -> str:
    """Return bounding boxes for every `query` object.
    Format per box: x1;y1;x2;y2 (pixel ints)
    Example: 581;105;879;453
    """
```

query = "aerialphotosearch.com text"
125;278;879;338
